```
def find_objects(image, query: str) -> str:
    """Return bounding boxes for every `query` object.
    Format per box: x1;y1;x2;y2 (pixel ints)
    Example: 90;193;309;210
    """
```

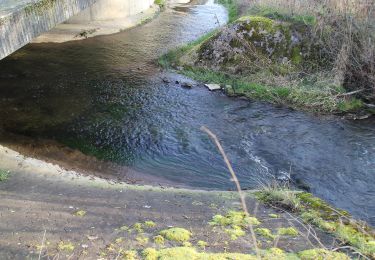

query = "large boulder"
181;16;324;75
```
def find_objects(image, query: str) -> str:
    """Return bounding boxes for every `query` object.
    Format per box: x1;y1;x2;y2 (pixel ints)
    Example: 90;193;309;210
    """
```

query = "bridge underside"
0;0;153;60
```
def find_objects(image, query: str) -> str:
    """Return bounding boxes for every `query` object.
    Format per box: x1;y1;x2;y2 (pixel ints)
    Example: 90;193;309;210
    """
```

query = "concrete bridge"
0;0;154;60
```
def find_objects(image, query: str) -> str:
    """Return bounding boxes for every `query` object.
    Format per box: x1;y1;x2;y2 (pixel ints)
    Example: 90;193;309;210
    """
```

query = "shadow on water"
0;0;374;225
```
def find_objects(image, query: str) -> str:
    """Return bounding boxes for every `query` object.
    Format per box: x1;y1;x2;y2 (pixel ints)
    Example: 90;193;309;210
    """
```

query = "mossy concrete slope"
0;145;347;259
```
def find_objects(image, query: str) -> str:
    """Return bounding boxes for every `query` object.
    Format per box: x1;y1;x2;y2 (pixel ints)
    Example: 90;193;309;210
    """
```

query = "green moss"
298;249;350;260
122;250;138;260
57;241;75;252
125;245;353;260
136;235;149;246
105;243;117;252
277;227;299;236
155;246;258;260
153;235;165;245
0;169;9;182
139;246;329;260
258;191;374;258
73;210;86;217
262;248;286;259
300;211;336;232
255;228;275;240
133;222;144;233
156;247;197;260
335;225;375;257
209;210;260;227
225;225;246;240
182;241;192;247
297;193;329;210
298;192;349;219
210;211;259;240
236;16;274;28
143;248;159;260
159;228;191;243
145;221;156;228
196;240;208;249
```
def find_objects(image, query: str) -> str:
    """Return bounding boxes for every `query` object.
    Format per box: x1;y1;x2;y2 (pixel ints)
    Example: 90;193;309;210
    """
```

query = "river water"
0;0;374;225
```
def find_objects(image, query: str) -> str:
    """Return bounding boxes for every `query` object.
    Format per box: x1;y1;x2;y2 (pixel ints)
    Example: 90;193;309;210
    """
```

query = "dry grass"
246;0;375;103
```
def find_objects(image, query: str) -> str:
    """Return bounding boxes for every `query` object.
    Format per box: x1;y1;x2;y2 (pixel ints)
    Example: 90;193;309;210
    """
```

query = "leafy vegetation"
154;0;165;9
0;169;9;182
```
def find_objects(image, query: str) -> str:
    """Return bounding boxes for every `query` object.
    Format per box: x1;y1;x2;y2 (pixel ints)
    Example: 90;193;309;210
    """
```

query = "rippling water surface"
0;0;374;225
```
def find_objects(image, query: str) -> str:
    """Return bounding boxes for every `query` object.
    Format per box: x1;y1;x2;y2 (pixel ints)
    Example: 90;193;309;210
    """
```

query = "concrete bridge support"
0;0;155;60
68;0;154;22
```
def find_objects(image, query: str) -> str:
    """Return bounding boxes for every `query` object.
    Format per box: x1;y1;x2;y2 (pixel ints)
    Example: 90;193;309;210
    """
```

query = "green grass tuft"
0;169;9;182
216;0;239;23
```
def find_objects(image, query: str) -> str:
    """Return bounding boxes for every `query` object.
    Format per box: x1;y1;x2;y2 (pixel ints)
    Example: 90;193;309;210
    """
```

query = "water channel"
0;0;374;225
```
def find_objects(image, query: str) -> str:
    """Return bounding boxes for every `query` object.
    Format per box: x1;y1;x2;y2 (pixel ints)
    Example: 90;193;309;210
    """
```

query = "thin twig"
336;89;365;97
201;126;260;259
332;246;370;260
38;229;47;260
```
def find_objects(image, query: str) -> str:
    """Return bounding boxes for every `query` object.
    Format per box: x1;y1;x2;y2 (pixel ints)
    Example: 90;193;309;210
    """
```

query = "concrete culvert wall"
0;0;155;59
68;0;155;23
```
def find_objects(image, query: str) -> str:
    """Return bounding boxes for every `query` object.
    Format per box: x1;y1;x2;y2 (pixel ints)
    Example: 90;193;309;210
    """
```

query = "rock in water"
181;82;193;88
224;85;235;96
162;77;171;83
205;84;222;91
